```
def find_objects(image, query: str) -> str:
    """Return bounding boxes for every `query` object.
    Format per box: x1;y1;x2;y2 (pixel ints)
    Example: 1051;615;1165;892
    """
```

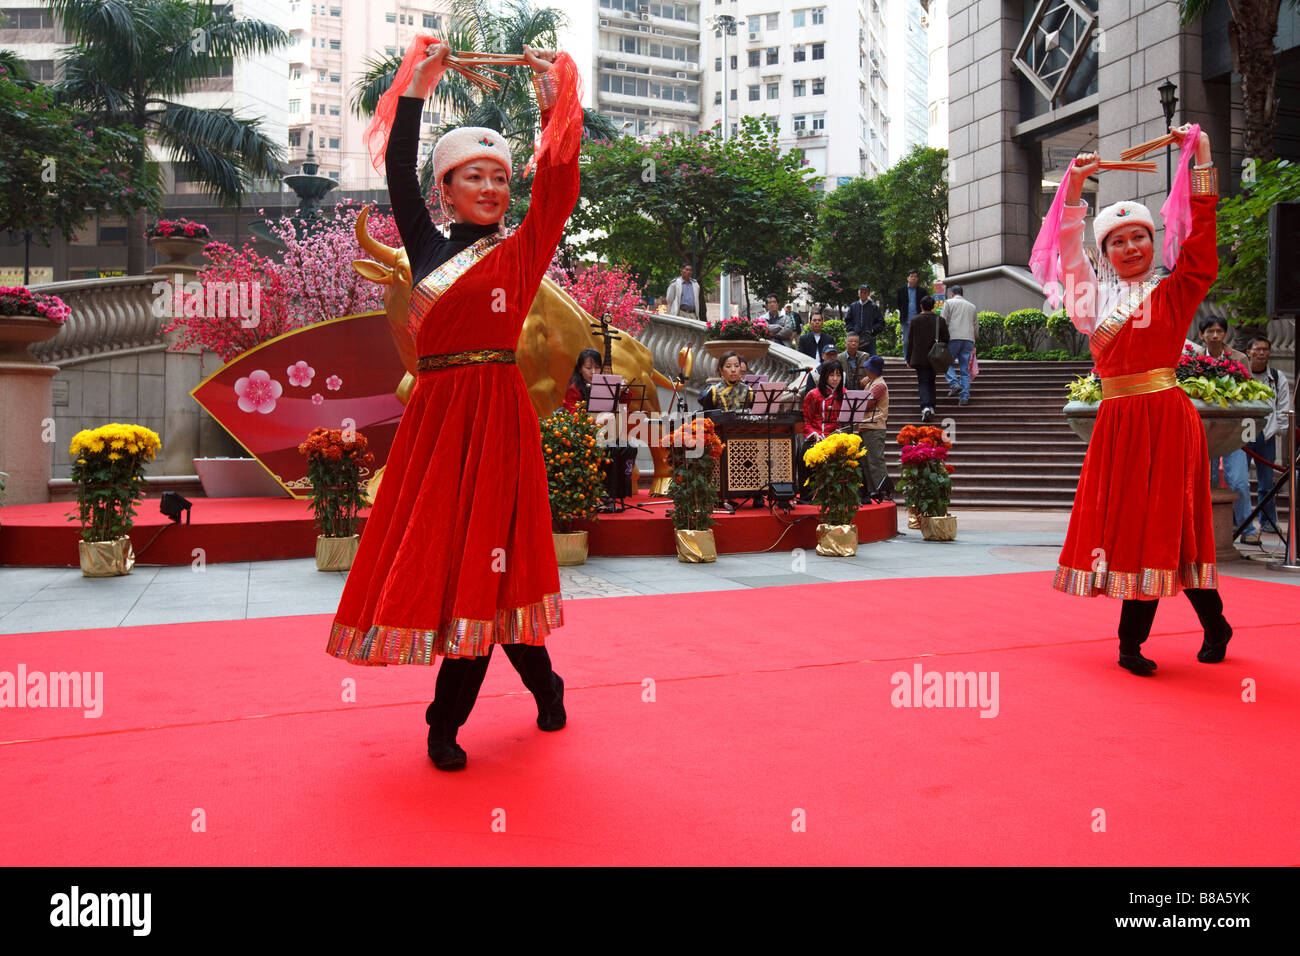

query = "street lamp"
711;15;736;317
1158;79;1178;192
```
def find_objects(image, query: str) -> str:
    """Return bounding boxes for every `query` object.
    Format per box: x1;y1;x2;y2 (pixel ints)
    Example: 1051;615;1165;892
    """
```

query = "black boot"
1118;599;1159;675
1185;588;1233;663
427;719;467;771
502;644;566;731
537;673;566;732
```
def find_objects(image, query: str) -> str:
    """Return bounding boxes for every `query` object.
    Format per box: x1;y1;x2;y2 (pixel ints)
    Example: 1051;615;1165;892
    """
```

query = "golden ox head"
352;205;418;393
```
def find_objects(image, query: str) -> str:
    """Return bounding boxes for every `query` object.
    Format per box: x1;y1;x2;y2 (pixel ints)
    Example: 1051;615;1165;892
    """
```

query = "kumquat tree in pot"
541;405;610;566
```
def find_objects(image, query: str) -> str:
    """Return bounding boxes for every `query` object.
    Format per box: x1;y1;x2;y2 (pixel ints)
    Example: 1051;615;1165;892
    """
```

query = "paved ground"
1;510;1295;634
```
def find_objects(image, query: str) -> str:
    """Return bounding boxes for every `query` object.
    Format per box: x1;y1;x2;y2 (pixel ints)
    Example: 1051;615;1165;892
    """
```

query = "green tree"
574;115;820;321
0;74;160;259
815;175;888;307
881;145;949;276
1214;158;1300;326
49;0;290;274
351;0;619;218
1179;0;1299;163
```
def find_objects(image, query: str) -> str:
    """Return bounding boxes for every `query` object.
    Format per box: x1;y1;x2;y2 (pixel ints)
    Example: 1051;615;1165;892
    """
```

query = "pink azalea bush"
0;286;72;324
146;218;210;239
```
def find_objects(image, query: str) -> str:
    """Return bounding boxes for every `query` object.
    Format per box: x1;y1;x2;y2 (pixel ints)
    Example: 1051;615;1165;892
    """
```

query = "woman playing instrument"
698;352;754;411
328;38;584;768
1049;124;1232;675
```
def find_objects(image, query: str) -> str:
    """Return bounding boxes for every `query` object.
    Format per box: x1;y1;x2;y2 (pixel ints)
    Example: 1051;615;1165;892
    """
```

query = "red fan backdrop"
191;312;405;498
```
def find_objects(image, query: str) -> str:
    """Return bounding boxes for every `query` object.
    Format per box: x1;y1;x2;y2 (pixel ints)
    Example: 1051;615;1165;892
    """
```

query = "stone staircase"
879;359;1291;520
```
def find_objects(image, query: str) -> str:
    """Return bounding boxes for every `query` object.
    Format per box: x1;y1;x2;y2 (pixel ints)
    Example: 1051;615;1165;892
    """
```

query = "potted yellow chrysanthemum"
802;432;865;555
68;423;162;576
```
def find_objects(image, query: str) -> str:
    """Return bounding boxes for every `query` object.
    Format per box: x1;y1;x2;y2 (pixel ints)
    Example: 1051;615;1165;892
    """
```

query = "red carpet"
0;492;895;566
1;572;1297;865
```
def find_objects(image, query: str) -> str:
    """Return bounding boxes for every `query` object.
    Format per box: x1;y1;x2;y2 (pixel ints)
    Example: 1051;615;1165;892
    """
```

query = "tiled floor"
2;513;1295;634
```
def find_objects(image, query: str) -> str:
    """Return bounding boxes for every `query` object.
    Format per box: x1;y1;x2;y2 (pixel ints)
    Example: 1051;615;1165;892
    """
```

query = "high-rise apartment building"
886;0;928;161
921;0;948;150
697;1;891;187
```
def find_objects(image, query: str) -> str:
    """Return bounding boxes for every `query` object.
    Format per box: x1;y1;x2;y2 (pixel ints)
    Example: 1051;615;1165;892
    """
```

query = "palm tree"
352;0;619;197
1179;0;1299;163
49;0;290;274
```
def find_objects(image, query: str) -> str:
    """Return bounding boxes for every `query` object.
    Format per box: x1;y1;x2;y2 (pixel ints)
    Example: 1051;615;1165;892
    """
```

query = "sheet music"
839;389;870;423
587;373;623;412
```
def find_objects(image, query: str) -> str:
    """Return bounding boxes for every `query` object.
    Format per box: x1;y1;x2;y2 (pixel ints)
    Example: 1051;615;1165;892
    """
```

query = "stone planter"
816;523;858;556
0;314;63;505
149;236;209;276
675;528;717;563
1063;399;1272;459
315;533;360;571
918;514;957;541
79;536;135;577
553;530;589;566
702;339;771;366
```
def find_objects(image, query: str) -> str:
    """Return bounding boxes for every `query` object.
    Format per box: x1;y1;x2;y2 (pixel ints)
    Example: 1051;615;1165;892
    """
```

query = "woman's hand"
523;45;558;75
1065;151;1101;205
1171;123;1212;165
403;38;449;99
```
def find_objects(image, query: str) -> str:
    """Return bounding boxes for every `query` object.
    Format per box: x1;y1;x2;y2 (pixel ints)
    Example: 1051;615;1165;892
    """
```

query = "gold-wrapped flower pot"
553;531;589;566
316;534;360;571
816;523;858;556
675;528;717;563
918;514;957;541
907;507;920;529
79;536;135;577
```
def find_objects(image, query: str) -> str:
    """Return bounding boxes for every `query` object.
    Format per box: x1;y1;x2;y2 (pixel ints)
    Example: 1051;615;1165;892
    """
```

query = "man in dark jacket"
904;295;948;422
895;269;922;361
797;309;835;361
844;283;886;355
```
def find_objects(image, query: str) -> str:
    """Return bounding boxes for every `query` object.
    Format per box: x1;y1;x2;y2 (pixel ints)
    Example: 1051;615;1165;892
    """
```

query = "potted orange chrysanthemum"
299;426;374;571
660;416;725;562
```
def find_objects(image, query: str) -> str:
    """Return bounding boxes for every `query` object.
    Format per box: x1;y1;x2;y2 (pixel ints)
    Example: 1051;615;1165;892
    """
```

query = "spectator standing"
856;355;890;501
840;332;871;389
666;263;701;318
761;293;796;346
1196;316;1252;535
895;269;923;360
1242;336;1291;544
797;309;836;361
905;294;948;422
845;283;886;355
942;285;979;405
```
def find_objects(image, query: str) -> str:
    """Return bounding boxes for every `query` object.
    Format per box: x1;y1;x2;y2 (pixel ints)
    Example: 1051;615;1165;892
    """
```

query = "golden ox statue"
351;205;678;494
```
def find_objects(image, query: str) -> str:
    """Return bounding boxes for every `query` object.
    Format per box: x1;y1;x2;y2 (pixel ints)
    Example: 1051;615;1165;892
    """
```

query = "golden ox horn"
354;204;398;268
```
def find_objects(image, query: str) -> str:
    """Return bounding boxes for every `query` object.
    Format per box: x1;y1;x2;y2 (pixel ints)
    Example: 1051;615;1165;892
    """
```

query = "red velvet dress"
328;58;583;663
1054;195;1219;599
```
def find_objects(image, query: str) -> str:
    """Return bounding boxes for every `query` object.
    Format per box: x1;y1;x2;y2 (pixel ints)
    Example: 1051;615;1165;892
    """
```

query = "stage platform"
0;491;896;567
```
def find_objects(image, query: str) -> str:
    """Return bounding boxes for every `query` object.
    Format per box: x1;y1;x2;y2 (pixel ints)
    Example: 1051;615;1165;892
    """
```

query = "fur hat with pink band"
1093;200;1155;250
432;126;512;187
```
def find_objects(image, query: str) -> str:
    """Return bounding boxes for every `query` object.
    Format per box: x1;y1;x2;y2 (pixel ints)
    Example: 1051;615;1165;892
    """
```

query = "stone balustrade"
29;276;166;365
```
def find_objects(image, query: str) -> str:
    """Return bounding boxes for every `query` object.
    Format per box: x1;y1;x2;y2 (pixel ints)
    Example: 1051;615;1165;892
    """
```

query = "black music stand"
590;376;651;514
750;382;798;512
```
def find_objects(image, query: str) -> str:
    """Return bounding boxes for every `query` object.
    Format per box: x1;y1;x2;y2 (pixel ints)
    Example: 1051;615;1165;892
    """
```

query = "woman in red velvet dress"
328;40;583;767
1052;125;1232;675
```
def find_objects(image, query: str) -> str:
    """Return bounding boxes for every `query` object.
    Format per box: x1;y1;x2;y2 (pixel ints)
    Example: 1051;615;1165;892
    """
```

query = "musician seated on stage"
563;347;629;413
699;351;755;411
802;360;844;442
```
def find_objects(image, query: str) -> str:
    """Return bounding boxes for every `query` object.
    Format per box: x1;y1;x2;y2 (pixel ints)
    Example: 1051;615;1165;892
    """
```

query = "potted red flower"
146;218;212;275
299;426;374;571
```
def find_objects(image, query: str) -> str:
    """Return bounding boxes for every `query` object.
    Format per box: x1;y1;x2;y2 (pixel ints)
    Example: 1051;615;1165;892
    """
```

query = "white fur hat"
1093;200;1155;249
432;126;512;189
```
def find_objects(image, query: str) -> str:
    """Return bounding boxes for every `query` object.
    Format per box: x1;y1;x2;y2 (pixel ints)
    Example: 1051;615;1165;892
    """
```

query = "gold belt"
1100;367;1177;400
417;348;516;372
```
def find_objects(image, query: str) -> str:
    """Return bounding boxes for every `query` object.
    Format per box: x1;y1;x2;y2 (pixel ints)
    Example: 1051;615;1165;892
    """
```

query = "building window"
329;171;339;181
766;13;779;30
385;46;396;56
11;8;55;28
748;85;759;101
422;108;441;124
747;50;760;67
329;137;340;149
715;57;722;71
330;73;340;83
812;78;825;95
793;10;806;28
288;129;302;147
385;12;396;23
730;88;737;100
730;55;737;69
329;105;341;116
792;80;805;97
766;116;778;133
748;15;760;32
291;67;301;79
812;42;825;60
329;6;340;16
329;39;340;50
793;114;806;131
289;98;301;113
766;47;778;65
423;13;441;29
318;70;327;82
766;82;779;99
714;91;722;105
793;46;805;62
812;114;825;131
812;7;825;25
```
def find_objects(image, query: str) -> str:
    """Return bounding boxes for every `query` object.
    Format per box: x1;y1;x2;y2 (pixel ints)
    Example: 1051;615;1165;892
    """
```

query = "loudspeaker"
1267;202;1300;316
